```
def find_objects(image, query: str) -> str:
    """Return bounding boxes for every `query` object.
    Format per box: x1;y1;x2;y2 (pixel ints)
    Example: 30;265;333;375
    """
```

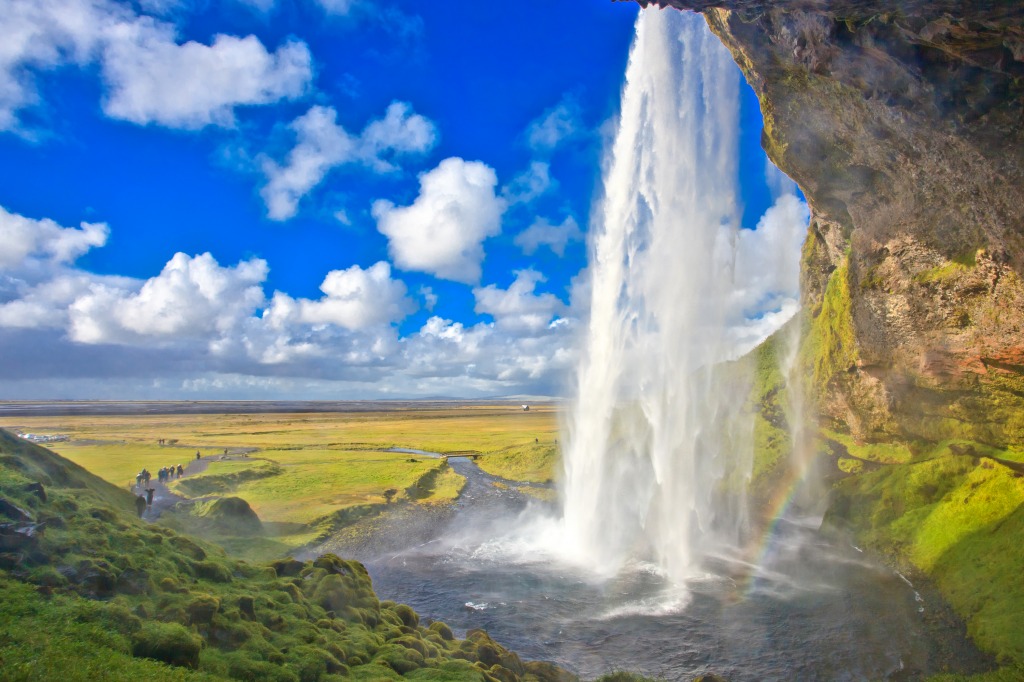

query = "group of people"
158;464;184;482
134;463;185;489
131;462;187;518
135;469;152;488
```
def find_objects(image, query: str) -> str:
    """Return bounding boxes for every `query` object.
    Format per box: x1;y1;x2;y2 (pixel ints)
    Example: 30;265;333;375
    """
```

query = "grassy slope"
0;429;572;682
826;445;1024;665
474;443;559;484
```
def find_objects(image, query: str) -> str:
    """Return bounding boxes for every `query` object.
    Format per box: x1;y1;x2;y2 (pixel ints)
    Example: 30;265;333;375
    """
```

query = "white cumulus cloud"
0;0;116;133
68;252;268;344
101;24;311;128
0;202;579;399
0;0;313;134
359;101;437;171
725;192;809;353
526;96;581;153
261;102;437;220
314;0;358;15
0;205;109;269
473;269;566;332
263;261;414;331
373;157;506;283
514;215;582;257
502;161;553;205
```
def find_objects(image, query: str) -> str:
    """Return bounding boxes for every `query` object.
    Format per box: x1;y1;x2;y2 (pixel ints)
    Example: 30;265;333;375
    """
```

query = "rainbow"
736;452;818;598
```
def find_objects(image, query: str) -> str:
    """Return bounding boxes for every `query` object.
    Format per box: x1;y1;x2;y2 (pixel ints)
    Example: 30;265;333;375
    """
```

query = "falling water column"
560;8;745;583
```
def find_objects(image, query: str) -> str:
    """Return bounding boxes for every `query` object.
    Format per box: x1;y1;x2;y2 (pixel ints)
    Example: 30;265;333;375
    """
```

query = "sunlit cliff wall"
635;0;1024;445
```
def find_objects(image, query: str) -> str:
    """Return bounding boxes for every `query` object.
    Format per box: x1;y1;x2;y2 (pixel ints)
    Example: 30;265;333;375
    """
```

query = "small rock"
0;498;32;522
23;482;46;502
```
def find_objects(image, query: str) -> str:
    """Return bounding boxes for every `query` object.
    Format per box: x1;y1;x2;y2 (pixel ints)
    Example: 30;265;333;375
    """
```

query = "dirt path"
130;455;211;520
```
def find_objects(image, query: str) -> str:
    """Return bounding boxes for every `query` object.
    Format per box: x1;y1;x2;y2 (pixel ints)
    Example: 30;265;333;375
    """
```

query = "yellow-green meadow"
0;404;561;559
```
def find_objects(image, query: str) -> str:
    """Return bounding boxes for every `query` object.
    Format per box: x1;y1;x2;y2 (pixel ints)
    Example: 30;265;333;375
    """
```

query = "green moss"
222;652;300;682
404;660;492;680
374;643;427;674
348;663;404;681
802;257;858;394
859;263;885;290
392;603;419;629
823;429;914;464
928;664;1024;681
428;621;454;642
132;621;203;669
837;457;863;474
827;449;1024;663
735;323;800;501
914;261;970;285
190;560;233;583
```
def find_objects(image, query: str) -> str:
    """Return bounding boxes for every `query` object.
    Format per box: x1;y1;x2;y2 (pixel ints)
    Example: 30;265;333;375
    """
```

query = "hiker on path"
145;488;155;507
134;495;146;518
176;464;183;478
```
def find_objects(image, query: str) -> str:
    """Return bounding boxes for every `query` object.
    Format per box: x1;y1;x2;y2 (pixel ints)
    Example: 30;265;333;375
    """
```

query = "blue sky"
0;0;799;399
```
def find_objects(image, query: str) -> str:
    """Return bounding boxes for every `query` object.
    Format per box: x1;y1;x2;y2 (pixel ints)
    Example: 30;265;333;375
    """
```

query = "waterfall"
559;8;752;583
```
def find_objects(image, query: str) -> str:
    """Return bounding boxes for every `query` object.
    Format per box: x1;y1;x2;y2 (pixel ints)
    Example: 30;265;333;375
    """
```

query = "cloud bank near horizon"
0;203;579;399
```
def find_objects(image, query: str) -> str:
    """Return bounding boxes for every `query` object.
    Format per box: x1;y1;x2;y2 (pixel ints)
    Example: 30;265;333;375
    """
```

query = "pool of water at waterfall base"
335;458;992;681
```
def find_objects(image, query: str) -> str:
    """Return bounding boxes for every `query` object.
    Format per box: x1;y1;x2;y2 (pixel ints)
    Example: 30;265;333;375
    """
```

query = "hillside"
0;428;575;682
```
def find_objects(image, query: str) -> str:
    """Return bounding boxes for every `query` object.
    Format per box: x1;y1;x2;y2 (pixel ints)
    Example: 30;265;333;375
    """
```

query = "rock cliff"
635;0;1024;445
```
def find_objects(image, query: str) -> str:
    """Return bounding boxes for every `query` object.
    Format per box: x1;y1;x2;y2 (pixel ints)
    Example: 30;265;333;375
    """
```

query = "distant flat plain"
0;401;561;559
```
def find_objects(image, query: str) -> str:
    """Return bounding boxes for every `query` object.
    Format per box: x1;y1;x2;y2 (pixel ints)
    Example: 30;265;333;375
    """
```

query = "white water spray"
560;9;754;583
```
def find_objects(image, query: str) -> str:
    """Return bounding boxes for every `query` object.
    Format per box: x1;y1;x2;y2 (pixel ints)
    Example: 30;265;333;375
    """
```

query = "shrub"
428;621;454;641
186;593;221;625
392;603;419;628
191;559;233;583
131;621;202;669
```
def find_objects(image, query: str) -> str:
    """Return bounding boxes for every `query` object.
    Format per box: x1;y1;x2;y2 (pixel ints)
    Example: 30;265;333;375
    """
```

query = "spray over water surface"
319;10;992;680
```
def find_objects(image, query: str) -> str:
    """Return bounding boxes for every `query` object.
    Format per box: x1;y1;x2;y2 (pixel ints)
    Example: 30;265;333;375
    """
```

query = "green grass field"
0;406;560;559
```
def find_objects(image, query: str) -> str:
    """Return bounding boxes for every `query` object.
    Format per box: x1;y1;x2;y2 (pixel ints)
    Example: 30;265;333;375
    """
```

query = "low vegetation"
475;443;559;484
801;256;858;394
0;429;574;682
826;441;1024;666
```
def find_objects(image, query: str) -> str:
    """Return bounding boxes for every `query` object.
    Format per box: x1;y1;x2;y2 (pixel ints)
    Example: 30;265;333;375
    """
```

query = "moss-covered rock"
131;621;203;669
186;593;221;625
193;496;263;535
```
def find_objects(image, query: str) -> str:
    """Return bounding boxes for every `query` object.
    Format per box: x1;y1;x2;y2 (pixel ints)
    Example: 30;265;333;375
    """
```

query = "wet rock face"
635;0;1024;444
